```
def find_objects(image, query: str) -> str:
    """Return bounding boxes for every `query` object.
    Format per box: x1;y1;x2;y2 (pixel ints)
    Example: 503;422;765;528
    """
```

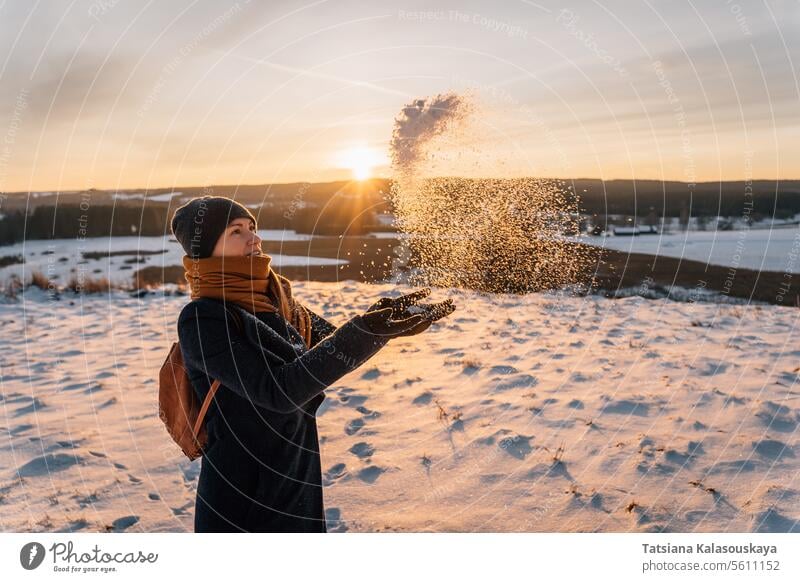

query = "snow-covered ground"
577;228;800;274
0;231;345;287
1;281;798;532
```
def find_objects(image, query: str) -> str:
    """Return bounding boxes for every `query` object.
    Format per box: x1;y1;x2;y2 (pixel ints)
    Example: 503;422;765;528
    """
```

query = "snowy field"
1;281;798;532
0;231;345;286
578;228;800;274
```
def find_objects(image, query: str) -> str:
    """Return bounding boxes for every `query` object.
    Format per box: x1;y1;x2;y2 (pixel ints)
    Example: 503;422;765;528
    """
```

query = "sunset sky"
0;0;797;192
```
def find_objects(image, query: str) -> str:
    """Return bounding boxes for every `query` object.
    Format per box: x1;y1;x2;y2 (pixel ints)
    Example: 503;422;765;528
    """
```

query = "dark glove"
365;288;432;318
362;288;456;339
404;299;456;322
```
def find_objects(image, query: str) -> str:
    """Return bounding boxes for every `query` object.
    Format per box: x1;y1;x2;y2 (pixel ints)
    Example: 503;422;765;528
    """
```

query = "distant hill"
565;178;800;217
0;179;391;212
4;177;797;216
0;179;394;245
2;178;799;246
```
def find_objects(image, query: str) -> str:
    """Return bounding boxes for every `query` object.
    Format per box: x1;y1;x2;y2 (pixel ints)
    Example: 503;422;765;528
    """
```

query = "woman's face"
211;218;264;257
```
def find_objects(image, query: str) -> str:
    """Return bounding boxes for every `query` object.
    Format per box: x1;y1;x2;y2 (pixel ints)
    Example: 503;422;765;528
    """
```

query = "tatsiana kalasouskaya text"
642;543;777;557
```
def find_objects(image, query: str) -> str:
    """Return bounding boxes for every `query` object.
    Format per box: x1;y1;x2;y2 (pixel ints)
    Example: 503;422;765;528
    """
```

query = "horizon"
0;1;797;191
4;175;800;197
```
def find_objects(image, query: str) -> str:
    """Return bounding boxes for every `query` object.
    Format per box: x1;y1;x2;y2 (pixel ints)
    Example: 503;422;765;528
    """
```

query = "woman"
170;196;455;533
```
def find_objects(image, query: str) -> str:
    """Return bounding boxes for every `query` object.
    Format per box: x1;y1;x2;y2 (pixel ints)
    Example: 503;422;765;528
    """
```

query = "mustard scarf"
182;254;312;348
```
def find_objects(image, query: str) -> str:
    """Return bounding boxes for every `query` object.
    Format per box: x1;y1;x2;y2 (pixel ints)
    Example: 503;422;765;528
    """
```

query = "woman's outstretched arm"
178;300;388;414
304;305;338;347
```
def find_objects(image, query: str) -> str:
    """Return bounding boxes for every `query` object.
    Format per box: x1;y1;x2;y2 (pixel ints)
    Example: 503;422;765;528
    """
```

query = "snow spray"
388;92;596;293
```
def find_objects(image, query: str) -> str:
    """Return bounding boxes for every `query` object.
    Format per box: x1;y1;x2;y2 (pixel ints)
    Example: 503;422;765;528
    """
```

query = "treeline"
3;178;798;246
570;179;800;217
0;205;169;244
0;201;387;246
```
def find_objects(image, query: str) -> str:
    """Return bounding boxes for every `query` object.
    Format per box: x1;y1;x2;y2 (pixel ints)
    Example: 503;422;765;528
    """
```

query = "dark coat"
177;297;389;533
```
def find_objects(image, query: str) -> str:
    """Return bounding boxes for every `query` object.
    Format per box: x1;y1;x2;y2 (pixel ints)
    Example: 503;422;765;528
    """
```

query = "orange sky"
0;1;797;192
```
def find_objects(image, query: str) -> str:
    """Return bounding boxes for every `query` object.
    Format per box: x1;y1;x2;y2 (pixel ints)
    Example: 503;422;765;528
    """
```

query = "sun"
352;163;371;181
339;146;384;181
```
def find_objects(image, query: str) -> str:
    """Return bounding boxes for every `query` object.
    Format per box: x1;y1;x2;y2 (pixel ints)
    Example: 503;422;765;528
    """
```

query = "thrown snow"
388;93;591;292
1;281;798;533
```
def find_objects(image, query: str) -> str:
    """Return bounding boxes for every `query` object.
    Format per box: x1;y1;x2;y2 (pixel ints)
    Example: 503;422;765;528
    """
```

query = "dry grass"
434;399;449;423
433;399;464;432
64;274;114;293
2;271;132;296
550;441;566;463
35;513;53;529
131;266;183;290
30;270;55;290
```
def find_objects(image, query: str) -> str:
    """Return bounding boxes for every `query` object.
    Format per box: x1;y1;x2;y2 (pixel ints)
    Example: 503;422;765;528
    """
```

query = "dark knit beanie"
170;196;257;259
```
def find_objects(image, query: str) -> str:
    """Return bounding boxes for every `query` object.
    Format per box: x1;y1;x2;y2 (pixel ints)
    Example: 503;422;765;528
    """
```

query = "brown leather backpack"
158;305;242;461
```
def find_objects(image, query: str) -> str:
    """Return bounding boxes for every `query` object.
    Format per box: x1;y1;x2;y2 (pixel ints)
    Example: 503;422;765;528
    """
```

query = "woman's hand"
365;288;432;318
361;288;456;339
405;298;456;322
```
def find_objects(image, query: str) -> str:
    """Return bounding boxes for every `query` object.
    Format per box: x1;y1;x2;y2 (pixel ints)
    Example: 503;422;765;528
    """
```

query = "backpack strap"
193;379;223;438
191;304;245;439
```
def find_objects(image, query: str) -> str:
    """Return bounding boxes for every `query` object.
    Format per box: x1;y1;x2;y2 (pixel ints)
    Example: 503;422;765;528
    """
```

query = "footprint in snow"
357;465;386;484
345;418;365;435
349;442;375;459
